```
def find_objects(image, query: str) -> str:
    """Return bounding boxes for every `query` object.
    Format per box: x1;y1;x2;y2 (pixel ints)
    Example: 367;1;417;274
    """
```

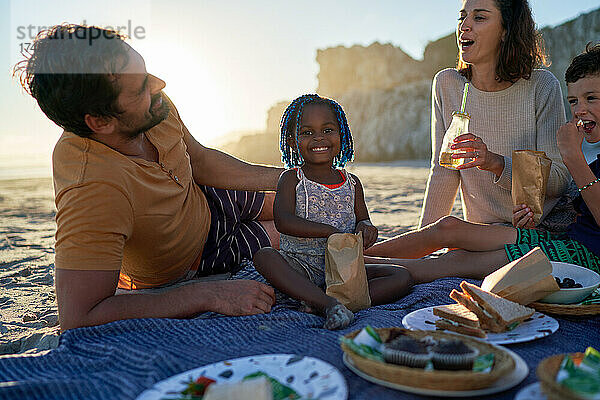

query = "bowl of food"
536;348;600;400
539;262;600;304
536;353;585;400
340;327;516;391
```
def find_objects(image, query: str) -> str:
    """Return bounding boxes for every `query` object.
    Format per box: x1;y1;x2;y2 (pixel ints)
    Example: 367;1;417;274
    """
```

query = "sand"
0;161;462;355
1;177;60;355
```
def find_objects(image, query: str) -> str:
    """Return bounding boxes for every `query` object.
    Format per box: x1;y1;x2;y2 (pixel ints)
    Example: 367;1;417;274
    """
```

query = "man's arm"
162;93;281;190
55;269;276;332
182;127;282;191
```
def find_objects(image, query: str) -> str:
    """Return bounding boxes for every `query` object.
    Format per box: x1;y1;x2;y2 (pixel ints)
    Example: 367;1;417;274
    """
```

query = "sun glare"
139;43;229;145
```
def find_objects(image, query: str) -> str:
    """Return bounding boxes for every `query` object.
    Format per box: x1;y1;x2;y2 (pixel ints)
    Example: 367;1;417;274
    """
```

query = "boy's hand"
355;220;378;249
557;120;584;162
512;204;535;228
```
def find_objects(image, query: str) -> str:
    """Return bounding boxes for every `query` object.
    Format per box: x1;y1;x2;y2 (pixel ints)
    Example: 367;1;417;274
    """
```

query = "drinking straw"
460;82;469;114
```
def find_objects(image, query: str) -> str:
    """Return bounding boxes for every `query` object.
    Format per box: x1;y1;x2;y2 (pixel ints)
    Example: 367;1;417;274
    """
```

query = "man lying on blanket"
15;24;282;331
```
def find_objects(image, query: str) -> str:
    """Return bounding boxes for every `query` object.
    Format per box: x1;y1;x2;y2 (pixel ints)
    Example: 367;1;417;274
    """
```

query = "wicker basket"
530;302;600;316
536;353;586;400
341;328;515;391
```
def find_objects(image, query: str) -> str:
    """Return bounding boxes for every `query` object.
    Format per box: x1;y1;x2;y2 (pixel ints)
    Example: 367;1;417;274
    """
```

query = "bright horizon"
1;0;599;161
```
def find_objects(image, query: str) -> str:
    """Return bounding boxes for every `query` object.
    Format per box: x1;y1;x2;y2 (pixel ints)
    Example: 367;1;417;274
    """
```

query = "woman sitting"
418;0;570;229
366;44;600;283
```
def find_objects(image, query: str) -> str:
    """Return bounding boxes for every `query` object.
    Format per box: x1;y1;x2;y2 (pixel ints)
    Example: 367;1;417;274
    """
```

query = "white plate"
135;354;348;400
514;382;547;400
402;306;558;345
343;346;528;397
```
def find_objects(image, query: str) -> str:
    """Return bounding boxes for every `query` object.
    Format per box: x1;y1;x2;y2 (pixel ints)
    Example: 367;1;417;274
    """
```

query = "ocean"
0;153;53;181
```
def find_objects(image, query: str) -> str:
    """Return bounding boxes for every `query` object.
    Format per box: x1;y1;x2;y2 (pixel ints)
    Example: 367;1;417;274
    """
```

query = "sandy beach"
0;177;59;354
0;161;462;356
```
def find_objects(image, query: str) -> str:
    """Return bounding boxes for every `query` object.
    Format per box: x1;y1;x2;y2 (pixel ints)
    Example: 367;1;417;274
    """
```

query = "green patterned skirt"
505;229;600;274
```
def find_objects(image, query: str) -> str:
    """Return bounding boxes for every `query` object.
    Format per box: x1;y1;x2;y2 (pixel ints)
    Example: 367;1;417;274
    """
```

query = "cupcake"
382;336;431;368
430;339;479;371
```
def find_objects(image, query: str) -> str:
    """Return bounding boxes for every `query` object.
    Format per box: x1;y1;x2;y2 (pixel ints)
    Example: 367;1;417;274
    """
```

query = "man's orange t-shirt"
52;97;211;289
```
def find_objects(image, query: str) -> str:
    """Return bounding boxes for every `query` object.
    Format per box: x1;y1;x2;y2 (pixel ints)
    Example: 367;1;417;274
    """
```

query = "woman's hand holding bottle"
451;133;505;177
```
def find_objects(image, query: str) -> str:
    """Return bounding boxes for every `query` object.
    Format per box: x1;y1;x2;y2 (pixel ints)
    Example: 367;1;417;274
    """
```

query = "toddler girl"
253;94;413;330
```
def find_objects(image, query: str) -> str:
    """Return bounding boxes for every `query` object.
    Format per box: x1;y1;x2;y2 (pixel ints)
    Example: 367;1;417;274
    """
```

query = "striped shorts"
195;186;271;277
505;229;600;274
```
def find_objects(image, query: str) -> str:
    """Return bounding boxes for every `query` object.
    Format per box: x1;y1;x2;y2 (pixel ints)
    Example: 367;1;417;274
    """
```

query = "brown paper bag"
481;247;559;305
325;232;371;312
495;275;558;303
512;150;552;225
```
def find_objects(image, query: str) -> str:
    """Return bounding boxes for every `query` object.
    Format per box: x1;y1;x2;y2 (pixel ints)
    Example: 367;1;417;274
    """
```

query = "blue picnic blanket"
0;266;599;400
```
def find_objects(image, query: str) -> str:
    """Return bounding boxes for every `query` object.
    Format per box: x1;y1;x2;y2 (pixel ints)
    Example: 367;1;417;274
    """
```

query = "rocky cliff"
223;8;599;163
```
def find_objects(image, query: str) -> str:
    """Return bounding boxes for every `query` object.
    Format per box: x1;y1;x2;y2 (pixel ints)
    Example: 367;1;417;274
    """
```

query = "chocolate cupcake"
430;339;479;371
383;336;431;368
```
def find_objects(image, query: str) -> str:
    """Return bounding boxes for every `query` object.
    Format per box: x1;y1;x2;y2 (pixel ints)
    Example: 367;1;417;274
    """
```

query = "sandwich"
453;281;534;333
433;281;535;338
433;303;487;338
450;288;505;333
203;376;272;400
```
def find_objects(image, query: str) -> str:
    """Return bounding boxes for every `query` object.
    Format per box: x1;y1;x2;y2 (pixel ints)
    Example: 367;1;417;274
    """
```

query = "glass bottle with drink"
439;83;471;170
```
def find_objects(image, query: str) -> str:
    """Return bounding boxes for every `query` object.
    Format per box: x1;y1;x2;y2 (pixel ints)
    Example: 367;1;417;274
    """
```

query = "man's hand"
205;280;276;316
55;269;276;332
355;219;378;249
512;204;535;228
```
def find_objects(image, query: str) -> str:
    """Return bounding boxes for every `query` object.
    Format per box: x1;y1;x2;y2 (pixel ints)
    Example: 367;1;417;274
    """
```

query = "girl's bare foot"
323;303;354;330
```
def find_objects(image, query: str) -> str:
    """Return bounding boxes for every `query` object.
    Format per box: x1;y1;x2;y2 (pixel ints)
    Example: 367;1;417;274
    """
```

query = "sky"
1;0;599;160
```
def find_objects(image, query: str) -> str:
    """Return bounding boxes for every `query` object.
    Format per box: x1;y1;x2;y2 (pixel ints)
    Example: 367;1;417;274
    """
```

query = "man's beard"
122;93;170;139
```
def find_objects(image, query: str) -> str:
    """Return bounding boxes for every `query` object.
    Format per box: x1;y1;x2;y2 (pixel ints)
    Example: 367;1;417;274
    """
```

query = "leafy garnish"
472;353;494;373
506;322;520;331
556;347;600;399
163;376;216;400
339;337;384;362
243;372;300;400
365;325;383;343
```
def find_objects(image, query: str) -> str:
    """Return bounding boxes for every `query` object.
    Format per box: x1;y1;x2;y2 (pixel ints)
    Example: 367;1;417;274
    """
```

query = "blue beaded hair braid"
279;94;354;168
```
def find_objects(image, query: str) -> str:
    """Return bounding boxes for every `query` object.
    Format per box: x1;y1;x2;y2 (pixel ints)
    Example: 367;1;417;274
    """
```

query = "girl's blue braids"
279;94;354;168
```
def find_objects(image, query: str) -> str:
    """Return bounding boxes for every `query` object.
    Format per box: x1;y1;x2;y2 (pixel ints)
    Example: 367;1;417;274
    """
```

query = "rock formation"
316;42;423;97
